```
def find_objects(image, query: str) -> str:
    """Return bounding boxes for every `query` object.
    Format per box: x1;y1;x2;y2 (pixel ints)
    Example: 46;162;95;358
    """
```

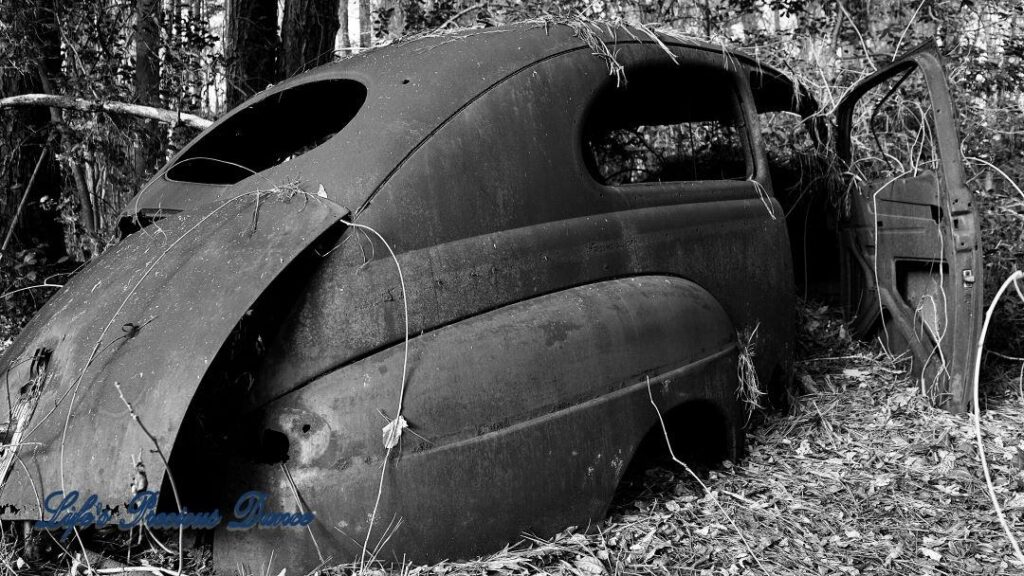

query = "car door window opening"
584;64;751;185
166;79;367;185
849;63;940;184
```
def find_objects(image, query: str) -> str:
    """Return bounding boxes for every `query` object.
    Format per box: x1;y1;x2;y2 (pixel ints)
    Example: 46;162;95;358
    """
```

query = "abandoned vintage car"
0;21;982;571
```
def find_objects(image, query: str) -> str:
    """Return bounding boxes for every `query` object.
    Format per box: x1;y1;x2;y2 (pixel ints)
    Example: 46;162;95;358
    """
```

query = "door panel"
837;46;982;412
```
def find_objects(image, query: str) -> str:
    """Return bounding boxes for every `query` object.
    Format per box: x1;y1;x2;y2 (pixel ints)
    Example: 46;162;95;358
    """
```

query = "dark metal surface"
0;194;344;513
214;277;740;571
175;27;791;570
2;22;813;572
212;196;791;570
254;199;793;411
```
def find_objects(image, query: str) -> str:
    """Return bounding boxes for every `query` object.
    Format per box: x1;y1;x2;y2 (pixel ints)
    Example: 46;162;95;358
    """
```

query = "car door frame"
835;43;983;412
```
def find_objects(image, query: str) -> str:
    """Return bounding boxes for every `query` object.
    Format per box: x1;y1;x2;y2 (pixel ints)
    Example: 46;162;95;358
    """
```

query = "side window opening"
166;79;367;185
584;64;750;186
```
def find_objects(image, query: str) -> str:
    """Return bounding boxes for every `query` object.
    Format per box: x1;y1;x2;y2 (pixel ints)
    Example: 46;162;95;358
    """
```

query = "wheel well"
618;399;731;485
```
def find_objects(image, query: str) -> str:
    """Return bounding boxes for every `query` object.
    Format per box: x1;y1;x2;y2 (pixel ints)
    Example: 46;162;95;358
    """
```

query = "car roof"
281;21;806;112
134;21;814;215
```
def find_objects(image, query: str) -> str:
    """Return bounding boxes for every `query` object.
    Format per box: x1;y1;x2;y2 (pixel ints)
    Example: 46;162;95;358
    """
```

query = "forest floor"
5;302;1024;576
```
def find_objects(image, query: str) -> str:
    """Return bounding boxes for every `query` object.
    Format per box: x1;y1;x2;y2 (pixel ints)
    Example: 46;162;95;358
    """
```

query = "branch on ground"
0;94;213;129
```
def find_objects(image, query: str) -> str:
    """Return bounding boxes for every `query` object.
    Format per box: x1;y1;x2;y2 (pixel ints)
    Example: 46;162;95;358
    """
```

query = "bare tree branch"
0;94;213;129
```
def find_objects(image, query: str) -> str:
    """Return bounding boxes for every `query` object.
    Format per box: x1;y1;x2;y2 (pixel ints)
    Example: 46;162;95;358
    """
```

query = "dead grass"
736;325;765;421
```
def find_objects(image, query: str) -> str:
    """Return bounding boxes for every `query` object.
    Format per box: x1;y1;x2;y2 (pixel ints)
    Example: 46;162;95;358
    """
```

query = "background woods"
0;0;1023;357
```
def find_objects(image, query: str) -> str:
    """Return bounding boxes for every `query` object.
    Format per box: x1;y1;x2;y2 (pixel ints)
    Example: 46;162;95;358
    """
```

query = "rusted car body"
0;22;981;572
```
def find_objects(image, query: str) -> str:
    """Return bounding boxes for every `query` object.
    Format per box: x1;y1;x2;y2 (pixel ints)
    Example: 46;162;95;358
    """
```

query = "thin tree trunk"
360;0;372;47
225;0;280;108
280;0;341;78
170;0;182;32
135;0;163;189
337;0;350;53
136;0;162;107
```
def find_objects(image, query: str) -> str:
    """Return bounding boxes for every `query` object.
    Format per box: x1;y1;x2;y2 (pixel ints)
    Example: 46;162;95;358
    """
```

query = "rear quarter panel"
216;277;739;566
256;42;795;405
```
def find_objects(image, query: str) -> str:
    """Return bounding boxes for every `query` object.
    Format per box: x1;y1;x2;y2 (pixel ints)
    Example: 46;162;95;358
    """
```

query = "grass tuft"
736;324;765;421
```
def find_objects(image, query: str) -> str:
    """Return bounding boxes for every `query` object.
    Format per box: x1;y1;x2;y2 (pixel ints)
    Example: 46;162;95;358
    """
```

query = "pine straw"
340;302;1024;576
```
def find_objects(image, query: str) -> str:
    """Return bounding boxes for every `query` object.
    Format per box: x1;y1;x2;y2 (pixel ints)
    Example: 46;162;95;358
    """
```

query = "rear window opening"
166;79;367;185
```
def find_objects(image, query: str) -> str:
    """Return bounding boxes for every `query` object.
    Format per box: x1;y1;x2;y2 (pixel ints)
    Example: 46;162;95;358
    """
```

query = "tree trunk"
225;0;280;109
136;0;162;108
170;0;182;32
337;0;350;54
280;0;341;78
360;0;373;47
135;0;163;184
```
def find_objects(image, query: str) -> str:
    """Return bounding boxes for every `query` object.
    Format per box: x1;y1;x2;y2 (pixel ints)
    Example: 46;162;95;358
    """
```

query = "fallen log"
0;93;213;129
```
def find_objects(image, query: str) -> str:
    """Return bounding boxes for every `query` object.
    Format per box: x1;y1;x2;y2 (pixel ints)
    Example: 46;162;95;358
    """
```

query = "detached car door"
836;44;983;412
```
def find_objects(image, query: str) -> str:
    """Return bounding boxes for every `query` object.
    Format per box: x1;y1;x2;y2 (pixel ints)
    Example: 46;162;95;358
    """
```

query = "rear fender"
0;195;345;516
210;275;740;571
